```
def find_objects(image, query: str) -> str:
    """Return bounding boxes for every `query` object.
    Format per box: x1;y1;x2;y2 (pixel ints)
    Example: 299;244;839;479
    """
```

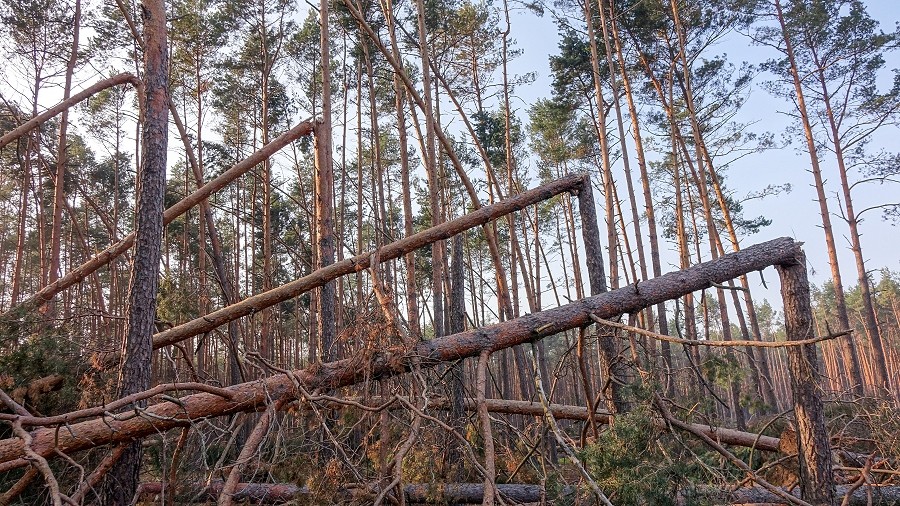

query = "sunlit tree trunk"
103;0;168;501
774;0;863;396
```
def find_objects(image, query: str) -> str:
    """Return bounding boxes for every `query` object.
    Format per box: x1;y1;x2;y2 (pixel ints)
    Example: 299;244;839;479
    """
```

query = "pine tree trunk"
315;0;336;362
48;0;80;318
102;0;168;502
813;62;890;392
414;0;444;339
582;0;619;289
777;253;835;505
774;0;863;396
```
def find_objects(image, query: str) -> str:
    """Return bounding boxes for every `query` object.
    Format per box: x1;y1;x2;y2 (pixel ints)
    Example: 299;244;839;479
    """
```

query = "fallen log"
703;485;900;505
402;483;548;504
8;374;64;407
428;398;780;452
1;119;314;320
139;481;306;503
0;237;801;467
138;481;557;504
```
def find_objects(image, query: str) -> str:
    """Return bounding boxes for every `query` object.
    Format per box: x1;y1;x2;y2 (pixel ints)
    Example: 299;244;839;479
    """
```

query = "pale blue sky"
504;1;900;305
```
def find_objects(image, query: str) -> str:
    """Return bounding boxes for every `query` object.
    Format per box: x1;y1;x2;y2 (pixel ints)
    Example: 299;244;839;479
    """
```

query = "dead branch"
0;382;234;426
10;421;70;506
654;395;812;506
0;467;37;505
137;173;585;363
70;443;127;504
219;400;283;506
590;315;852;349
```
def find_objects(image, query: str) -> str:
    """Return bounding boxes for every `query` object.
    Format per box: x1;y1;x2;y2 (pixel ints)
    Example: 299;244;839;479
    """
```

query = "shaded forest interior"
1;0;900;504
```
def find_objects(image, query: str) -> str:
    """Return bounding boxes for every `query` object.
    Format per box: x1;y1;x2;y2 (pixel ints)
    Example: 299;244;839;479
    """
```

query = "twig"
70;443;127;504
391;396;509;506
10;421;69;506
166;427;191;506
218;399;283;506
591;315;851;349
840;456;874;506
0;389;30;417
0;467;37;505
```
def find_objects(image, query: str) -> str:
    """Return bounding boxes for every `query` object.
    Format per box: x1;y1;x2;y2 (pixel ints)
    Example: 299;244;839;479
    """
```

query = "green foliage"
581;407;706;506
0;332;81;417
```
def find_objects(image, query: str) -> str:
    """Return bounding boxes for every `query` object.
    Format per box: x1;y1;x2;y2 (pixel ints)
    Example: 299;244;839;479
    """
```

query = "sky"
504;0;900;306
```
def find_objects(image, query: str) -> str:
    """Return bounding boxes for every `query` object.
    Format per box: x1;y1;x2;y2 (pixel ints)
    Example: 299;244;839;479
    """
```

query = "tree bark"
0;73;142;150
576;175;627;413
718;485;900;506
101;0;168;503
774;0;863;396
47;0;81;317
2;120;313;321
315;0;336;362
777;252;835;506
814;60;890;392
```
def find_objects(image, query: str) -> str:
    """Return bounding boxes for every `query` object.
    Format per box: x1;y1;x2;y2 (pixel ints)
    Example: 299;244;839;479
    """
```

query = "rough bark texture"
773;0;863;396
315;0;336;361
140;482;305;503
448;234;466;474
577;175;627;413
777;252;835;506
0;237;802;467
139;482;555;504
101;0;168;503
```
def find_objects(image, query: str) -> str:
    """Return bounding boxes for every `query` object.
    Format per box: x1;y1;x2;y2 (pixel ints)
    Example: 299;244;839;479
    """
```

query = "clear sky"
505;0;900;305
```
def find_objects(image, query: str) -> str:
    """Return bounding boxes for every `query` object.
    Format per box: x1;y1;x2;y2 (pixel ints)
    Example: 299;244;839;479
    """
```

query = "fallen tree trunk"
1;120;314;320
0;73;142;150
138;482;555;504
139;481;306;503
707;485;900;505
138;173;585;362
402;483;547;504
0;237;801;467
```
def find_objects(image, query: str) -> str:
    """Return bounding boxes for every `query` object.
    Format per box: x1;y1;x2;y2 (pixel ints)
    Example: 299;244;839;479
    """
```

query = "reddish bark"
0;73;142;150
